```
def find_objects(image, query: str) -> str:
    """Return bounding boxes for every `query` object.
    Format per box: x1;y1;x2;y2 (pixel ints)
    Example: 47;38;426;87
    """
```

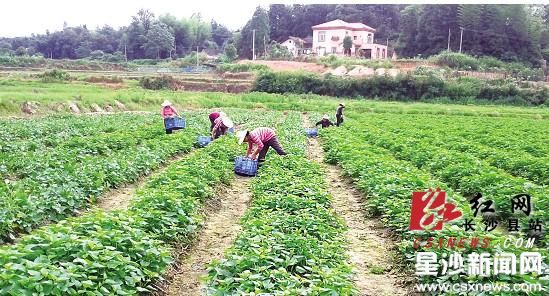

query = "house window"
318;31;326;42
367;34;372;44
332;47;337;54
353;36;357;40
376;48;380;59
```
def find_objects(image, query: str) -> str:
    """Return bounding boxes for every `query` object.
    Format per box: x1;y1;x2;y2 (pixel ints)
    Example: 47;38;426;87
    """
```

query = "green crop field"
0;77;547;295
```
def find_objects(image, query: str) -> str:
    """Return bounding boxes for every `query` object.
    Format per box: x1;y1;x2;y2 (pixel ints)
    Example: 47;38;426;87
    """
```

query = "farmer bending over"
211;115;234;139
335;103;345;127
208;111;226;131
315;114;334;128
237;127;287;162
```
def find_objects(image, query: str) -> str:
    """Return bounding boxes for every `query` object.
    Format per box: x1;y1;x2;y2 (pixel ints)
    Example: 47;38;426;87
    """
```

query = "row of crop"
0;135;239;295
1;125;170;177
352;113;548;185
428;134;547;185
366;113;549;159
345;118;548;243
413;116;549;159
424;117;549;162
0;114;205;242
206;114;354;295
319;127;547;294
0;114;158;153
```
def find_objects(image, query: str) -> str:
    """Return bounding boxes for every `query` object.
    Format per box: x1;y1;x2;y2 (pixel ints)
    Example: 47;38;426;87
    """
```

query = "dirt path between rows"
302;114;410;296
164;176;252;296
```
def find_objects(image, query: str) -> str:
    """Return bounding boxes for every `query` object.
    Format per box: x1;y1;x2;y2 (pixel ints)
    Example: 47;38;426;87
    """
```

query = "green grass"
0;77;548;119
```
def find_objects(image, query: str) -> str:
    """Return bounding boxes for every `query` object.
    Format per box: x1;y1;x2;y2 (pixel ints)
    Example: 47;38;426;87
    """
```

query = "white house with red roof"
312;19;388;59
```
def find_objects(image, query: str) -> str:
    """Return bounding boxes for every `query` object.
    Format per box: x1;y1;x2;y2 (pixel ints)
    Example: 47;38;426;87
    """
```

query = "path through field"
165;176;252;296
302;114;410;296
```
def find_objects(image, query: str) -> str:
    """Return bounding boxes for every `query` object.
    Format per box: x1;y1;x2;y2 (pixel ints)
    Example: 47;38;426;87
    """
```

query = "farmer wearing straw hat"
211;115;234;139
237;127;287;162
208;111;227;131
161;100;180;134
335;103;345;127
315;114;334;128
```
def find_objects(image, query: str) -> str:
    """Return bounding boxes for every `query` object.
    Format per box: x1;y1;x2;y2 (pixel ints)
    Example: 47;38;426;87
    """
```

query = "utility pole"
196;46;199;67
459;27;463;53
447;28;451;51
252;29;256;60
124;44;127;62
264;35;267;58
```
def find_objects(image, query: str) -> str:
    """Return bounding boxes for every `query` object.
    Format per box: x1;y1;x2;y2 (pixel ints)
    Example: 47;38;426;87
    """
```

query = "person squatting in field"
211;114;234;139
161;100;180;134
208;111;226;131
237;127;287;162
336;103;345;127
315;114;334;128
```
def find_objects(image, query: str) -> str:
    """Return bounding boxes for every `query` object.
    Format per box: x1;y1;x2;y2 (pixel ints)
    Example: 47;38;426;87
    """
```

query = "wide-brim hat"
162;100;172;107
322;114;329;120
339;103;345;107
237;130;248;145
222;116;234;129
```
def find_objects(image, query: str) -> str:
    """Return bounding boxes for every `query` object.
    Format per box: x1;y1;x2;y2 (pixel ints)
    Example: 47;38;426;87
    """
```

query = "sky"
0;0;274;37
0;0;538;38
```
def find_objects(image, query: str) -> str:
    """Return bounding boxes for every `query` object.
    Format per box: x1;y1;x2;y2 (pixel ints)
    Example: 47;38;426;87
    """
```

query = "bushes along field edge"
252;71;549;106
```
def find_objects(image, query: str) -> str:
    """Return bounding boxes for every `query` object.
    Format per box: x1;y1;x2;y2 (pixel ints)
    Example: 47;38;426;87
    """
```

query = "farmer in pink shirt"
237;127;287;162
161;100;180;134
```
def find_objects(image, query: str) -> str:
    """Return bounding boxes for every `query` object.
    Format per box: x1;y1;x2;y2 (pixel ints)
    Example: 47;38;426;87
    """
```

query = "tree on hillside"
211;20;231;47
414;5;459;56
143;22;174;59
125;10;155;59
159;14;189;57
268;4;292;41
224;43;237;61
75;40;92;58
239;6;270;59
396;5;420;57
91;25;121;53
288;4;334;38
0;41;13;55
15;46;27;56
343;35;352;56
185;13;212;50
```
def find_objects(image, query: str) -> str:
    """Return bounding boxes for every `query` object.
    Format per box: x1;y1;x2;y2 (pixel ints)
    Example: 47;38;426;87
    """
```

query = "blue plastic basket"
227;127;235;135
304;128;318;137
197;136;213;147
164;117;186;130
234;156;258;176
